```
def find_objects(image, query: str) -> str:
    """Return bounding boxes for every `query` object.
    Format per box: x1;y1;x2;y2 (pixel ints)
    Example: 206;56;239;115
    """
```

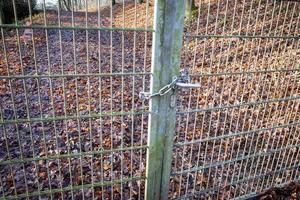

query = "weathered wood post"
145;0;186;199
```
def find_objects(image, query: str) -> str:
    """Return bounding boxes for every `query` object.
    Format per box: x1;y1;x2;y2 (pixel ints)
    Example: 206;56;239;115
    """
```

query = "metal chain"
150;77;178;97
139;76;178;100
139;69;200;100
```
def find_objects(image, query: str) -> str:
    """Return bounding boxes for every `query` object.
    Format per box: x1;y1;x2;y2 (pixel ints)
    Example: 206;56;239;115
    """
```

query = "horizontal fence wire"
184;34;300;39
172;0;300;199
174;121;300;147
0;110;149;124
0;0;153;199
177;96;300;114
0;145;148;166
190;68;300;77
0;24;154;32
0;72;152;79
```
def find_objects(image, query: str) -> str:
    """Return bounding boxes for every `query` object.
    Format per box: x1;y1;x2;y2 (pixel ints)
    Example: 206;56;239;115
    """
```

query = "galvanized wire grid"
0;0;153;199
1;0;299;199
172;0;299;199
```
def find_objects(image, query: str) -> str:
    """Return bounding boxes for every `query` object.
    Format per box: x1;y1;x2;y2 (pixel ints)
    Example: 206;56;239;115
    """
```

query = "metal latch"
139;69;200;100
175;82;201;88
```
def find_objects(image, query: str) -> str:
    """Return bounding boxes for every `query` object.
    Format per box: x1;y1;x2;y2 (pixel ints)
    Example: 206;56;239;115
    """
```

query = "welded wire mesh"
0;0;153;199
171;0;299;199
1;0;299;199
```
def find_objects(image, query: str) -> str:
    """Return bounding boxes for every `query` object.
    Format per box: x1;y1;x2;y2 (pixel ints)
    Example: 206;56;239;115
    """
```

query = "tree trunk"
185;0;197;20
0;0;4;24
65;0;72;11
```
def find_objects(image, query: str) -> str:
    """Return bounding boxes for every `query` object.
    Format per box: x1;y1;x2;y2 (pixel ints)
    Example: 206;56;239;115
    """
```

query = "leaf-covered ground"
0;0;299;199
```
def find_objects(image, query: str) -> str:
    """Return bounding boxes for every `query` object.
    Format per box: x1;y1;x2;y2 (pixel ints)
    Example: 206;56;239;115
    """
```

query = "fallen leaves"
0;0;299;199
38;171;46;178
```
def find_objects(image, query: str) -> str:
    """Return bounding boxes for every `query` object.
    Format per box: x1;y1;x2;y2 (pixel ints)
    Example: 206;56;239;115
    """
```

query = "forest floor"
0;0;299;199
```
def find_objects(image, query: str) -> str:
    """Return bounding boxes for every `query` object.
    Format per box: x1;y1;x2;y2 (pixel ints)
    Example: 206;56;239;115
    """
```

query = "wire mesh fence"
171;0;299;199
0;0;299;200
0;0;153;199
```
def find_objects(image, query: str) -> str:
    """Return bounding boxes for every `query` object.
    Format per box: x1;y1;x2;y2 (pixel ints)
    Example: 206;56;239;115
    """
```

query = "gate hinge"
139;69;200;100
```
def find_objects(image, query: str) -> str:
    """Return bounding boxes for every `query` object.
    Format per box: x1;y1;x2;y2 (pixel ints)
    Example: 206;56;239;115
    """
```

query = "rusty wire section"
0;0;153;199
172;0;300;199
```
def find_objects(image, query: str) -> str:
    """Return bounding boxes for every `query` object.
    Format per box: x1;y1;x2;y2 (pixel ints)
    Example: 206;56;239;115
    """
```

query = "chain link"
139;69;199;100
139;77;178;100
149;77;178;98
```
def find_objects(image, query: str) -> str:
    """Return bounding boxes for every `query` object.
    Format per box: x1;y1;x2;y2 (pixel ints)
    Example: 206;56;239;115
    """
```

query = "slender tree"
60;0;72;11
112;0;144;7
185;0;197;20
0;0;3;24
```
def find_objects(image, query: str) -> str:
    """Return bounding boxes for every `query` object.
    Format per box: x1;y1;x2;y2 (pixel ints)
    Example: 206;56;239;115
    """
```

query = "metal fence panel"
171;0;300;199
0;0;153;199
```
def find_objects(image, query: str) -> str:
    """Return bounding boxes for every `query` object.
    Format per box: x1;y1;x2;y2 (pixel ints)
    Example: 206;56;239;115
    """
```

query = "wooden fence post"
145;0;186;199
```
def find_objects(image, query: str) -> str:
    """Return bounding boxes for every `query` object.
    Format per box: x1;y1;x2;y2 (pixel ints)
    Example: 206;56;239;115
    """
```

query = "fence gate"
0;0;299;200
162;0;300;199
